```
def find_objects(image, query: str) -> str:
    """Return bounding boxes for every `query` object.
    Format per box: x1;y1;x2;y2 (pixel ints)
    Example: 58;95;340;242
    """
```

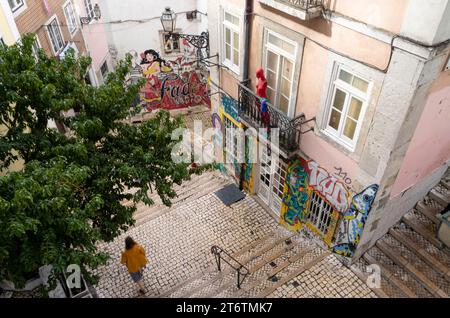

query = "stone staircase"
158;229;330;298
124;170;232;227
354;170;450;298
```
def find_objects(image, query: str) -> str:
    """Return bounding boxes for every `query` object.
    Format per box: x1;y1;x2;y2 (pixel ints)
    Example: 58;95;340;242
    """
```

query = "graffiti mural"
280;161;310;231
135;43;210;111
241;136;254;193
305;160;350;213
221;95;240;123
332;185;379;258
279;157;379;258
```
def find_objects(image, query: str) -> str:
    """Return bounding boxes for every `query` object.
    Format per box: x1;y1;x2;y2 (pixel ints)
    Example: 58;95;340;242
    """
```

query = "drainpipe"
239;0;253;191
242;0;253;83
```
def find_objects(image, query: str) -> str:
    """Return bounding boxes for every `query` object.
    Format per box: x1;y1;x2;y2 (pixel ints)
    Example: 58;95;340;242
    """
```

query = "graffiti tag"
333;167;352;185
306;161;350;213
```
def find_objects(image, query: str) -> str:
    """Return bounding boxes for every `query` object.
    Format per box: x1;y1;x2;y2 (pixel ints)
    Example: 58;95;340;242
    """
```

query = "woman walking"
121;236;149;295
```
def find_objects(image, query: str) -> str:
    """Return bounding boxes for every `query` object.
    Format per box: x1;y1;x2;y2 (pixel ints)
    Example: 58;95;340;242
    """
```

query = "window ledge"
319;129;357;155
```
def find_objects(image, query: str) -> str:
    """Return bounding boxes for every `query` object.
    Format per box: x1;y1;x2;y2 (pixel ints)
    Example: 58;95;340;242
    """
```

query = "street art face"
137;44;211;110
332;184;379;258
279;158;379;258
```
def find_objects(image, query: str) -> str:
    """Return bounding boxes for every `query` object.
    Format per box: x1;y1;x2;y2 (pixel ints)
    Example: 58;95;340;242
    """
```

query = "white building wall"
98;0;205;61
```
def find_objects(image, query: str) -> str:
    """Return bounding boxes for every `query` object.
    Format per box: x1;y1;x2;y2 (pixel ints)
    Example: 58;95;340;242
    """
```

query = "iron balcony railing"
277;0;323;12
237;82;305;153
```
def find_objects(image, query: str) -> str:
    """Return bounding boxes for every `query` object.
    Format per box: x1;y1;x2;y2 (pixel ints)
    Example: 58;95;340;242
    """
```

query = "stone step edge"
134;180;232;226
187;234;299;298
362;252;417;298
376;240;448;298
159;232;292;298
389;228;450;282
402;214;443;249
256;251;331;298
416;201;441;225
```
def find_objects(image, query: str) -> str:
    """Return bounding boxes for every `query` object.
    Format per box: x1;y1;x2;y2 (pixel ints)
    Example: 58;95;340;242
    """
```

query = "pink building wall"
74;1;110;74
391;68;450;197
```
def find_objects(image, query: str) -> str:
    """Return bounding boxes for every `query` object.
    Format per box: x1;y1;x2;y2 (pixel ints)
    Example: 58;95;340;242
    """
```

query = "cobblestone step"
363;251;418;298
394;223;450;268
402;211;443;249
376;239;448;298
255;250;331;298
389;228;450;282
350;258;396;298
186;233;300;298
218;244;317;298
441;179;450;191
416;199;442;225
429;187;450;208
134;177;231;226
367;246;433;297
162;231;294;298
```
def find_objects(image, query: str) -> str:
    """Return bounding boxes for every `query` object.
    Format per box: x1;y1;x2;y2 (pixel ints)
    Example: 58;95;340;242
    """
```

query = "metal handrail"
211;245;250;289
277;0;323;13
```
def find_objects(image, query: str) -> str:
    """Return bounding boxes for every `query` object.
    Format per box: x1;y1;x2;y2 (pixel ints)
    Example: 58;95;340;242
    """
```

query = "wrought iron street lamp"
160;7;209;57
80;3;101;26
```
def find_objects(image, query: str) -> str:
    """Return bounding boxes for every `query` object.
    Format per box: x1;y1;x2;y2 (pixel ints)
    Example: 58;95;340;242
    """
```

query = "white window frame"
45;15;65;55
31;35;42;59
263;30;297;118
222;10;240;75
84;0;95;20
63;1;78;37
8;0;27;17
323;65;371;151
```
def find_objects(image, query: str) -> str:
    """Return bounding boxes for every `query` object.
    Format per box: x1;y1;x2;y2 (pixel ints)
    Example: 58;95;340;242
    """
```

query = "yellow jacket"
121;244;149;273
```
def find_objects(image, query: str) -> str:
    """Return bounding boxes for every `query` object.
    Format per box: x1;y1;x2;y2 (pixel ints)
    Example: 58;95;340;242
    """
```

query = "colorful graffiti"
332;185;379;258
279;158;379;258
305;160;350;213
280;161;310;231
221;95;240;123
136;45;210;111
241;136;254;193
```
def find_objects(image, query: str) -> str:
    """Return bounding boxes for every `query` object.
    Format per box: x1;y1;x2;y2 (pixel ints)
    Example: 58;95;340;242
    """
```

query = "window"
224;117;242;164
100;61;109;79
8;0;24;12
264;31;297;117
161;32;180;54
223;11;240;73
64;1;78;35
325;66;370;149
46;17;65;54
307;191;334;236
84;0;95;20
31;37;41;58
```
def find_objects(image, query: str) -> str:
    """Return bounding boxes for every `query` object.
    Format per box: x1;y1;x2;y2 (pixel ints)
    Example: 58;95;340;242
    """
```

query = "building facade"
208;0;450;261
10;0;87;59
0;0;20;45
72;0;113;86
98;0;208;62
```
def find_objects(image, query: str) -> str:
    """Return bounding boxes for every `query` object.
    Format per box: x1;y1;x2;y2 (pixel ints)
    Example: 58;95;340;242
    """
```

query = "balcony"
238;83;305;155
259;0;323;20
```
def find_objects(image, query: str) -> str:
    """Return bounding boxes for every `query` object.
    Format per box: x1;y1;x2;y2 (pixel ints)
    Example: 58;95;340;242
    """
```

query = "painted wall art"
133;41;211;111
279;158;379;258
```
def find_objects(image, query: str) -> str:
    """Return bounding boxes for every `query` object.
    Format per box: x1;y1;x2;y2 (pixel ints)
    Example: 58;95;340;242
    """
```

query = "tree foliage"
0;34;203;288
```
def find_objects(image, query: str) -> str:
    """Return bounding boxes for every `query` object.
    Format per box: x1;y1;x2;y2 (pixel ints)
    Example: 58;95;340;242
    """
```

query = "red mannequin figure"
256;68;268;99
256;68;270;128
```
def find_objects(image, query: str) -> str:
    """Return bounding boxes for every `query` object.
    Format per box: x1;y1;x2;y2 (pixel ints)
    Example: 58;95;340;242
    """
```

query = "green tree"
0;34;204;290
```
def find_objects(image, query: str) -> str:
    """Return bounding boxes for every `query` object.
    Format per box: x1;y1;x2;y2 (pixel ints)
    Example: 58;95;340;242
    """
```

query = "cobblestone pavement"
268;254;377;298
92;174;377;298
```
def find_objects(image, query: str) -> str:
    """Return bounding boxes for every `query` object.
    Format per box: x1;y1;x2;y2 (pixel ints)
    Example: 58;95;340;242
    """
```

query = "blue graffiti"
283;165;309;226
332;184;379;258
221;95;240;122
